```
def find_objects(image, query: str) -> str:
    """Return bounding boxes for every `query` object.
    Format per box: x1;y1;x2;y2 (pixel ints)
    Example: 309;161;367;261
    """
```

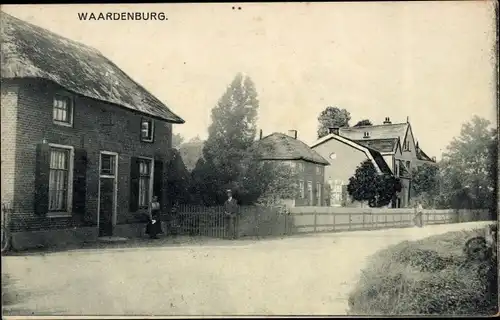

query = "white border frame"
47;143;74;217
52;91;75;128
97;151;119;232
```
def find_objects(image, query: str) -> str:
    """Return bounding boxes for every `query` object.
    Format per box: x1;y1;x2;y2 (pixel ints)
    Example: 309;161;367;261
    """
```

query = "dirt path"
2;221;490;316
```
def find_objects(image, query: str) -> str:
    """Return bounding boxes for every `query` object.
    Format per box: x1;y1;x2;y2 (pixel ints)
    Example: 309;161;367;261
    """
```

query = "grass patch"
347;226;498;316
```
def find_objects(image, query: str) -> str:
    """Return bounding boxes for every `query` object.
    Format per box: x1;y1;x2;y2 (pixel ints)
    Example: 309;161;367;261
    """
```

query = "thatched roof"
1;12;184;124
254;133;330;166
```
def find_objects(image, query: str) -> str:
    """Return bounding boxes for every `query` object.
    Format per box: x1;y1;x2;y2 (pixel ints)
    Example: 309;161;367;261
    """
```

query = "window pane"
101;154;115;175
53;96;71;123
48;148;69;211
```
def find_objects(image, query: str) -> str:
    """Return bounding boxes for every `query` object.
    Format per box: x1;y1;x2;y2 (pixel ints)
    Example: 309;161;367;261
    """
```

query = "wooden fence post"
313;209;318;233
348;213;352;231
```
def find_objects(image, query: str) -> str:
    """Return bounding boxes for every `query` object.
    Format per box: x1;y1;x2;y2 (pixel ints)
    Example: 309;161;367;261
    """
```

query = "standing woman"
146;196;163;239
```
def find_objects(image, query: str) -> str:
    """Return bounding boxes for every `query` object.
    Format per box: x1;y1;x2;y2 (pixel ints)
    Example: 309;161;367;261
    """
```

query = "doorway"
98;151;118;237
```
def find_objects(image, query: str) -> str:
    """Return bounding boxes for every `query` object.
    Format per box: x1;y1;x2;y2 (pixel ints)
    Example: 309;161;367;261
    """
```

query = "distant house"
1;13;184;249
338;117;436;173
254;130;330;207
311;117;435;208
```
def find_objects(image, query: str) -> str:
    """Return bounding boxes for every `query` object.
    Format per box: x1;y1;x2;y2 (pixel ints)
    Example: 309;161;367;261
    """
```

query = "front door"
98;152;117;237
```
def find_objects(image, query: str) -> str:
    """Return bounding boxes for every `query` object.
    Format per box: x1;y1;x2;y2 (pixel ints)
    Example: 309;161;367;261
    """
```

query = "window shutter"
154;159;164;207
73;148;88;214
34;143;50;215
129;157;140;212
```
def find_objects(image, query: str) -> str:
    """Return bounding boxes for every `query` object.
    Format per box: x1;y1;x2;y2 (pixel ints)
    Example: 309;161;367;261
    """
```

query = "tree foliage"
191;73;296;206
347;160;402;207
166;149;194;205
439;116;497;212
411;163;439;207
317;106;351;138
354;119;373;127
255;161;299;207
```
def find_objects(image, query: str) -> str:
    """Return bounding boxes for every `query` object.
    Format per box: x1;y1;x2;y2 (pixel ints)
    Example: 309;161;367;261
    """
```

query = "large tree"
317;106;351;138
411;163;439;207
347;160;402;207
439;116;497;212
191;73;264;205
354;119;373;127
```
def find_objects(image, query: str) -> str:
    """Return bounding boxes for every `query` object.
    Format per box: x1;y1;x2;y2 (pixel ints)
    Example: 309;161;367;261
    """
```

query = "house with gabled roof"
311;117;435;208
339;116;436;173
311;128;410;207
1;12;184;249
254;130;330;207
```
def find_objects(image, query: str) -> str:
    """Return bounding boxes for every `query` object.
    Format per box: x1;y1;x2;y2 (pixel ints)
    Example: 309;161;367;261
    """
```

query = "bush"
348;226;498;316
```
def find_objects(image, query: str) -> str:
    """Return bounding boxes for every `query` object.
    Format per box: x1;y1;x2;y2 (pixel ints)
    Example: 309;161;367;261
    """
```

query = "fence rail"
169;204;489;239
1;201;490;241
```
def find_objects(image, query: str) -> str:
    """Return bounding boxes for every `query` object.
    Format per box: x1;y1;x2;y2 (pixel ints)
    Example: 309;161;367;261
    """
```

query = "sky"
2;2;497;159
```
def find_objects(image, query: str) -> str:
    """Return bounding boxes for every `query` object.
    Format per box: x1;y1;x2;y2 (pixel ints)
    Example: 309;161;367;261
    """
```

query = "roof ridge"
340;122;409;130
2;11;102;56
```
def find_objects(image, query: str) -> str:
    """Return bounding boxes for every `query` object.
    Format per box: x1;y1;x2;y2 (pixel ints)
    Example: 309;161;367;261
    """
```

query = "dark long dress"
146;202;163;238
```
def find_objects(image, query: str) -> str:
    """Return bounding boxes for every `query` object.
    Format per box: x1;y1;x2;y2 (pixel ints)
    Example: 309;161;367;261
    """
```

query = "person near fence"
146;196;163;239
224;189;239;240
413;200;424;227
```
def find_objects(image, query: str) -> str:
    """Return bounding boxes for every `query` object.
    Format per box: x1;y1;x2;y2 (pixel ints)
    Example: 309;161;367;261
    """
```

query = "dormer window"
140;118;154;142
53;93;74;127
363;131;370;138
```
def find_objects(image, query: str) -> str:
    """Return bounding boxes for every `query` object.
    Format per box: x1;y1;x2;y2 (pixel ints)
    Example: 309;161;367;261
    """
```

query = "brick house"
254;130;330;207
1;13;184;248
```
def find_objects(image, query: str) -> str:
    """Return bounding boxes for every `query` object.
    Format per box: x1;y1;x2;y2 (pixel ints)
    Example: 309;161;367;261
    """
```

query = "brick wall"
6;78;175;232
295;160;325;206
1;84;18;205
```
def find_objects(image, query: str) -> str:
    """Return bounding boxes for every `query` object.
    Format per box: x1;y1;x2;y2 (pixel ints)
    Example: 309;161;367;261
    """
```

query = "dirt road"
2;221;490;316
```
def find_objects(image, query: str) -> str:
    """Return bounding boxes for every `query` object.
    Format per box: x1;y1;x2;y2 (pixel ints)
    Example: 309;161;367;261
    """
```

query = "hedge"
347;226;498;316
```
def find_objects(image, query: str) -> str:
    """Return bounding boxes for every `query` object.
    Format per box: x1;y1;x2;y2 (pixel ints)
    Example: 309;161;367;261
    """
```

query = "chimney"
406;116;410;123
416;141;419;149
328;127;340;135
259;129;263;140
432;156;436;162
288;130;298;139
383;117;392;124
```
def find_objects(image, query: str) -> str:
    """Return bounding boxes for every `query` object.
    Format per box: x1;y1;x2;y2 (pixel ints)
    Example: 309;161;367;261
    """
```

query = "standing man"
224;189;239;240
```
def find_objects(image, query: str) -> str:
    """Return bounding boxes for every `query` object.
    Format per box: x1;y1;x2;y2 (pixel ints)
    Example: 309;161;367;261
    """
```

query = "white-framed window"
140;118;154;142
100;153;116;177
52;93;74;127
48;144;74;215
307;181;313;204
138;158;153;209
316;182;321;204
299;180;305;198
